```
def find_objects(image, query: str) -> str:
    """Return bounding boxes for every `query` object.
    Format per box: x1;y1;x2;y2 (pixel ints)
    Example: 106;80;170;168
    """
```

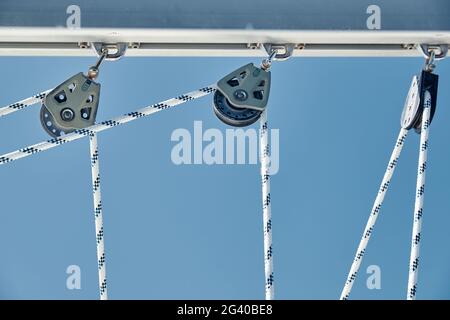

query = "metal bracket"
263;43;294;61
92;42;127;61
419;44;448;60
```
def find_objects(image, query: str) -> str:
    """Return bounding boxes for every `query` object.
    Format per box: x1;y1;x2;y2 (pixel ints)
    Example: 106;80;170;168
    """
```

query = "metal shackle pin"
261;50;277;71
88;48;108;80
420;44;448;72
424;49;436;72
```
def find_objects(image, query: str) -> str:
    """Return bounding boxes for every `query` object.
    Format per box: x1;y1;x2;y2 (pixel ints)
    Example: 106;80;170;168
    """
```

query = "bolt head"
61;108;75;122
234;89;248;101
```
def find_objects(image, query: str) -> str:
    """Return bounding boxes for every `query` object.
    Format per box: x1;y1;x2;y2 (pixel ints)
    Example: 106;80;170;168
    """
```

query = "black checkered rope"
259;111;274;300
340;128;409;300
89;133;108;300
91;149;99;166
96;226;104;244
0;85;216;165
94;201;102;218
93;175;101;192
0;89;51;118
100;278;107;296
0;85;216;300
98;252;106;269
407;90;432;300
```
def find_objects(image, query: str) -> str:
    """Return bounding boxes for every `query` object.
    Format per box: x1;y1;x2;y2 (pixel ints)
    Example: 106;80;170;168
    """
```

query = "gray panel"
0;0;449;30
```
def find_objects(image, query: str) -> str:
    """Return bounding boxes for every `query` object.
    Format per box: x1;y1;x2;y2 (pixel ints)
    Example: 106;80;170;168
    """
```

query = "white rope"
0;90;51;118
89;132;108;300
260;110;274;300
0;84;216;299
340;127;409;300
407;90;432;300
0;85;216;165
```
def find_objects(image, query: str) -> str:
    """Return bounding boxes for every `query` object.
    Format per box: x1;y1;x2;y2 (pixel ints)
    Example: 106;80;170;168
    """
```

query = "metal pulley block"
41;72;101;137
39;43;126;137
401;70;439;133
213;63;271;127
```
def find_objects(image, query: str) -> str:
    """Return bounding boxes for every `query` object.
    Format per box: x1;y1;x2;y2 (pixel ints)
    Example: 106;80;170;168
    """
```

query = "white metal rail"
0;28;450;57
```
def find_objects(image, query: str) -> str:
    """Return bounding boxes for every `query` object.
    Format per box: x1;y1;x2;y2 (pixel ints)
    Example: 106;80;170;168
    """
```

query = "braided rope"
259;110;274;300
407;90;432;300
89;133;108;300
0;90;51;118
0;85;215;300
0;85;216;166
340;128;409;300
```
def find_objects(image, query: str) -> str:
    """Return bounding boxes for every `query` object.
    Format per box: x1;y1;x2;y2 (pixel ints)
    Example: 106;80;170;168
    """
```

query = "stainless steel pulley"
400;44;446;134
40;73;101;137
400;70;438;133
213;63;271;127
40;43;126;137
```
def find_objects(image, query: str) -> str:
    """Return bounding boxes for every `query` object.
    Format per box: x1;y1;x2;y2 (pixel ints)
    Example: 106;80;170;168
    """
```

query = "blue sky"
0;56;450;299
